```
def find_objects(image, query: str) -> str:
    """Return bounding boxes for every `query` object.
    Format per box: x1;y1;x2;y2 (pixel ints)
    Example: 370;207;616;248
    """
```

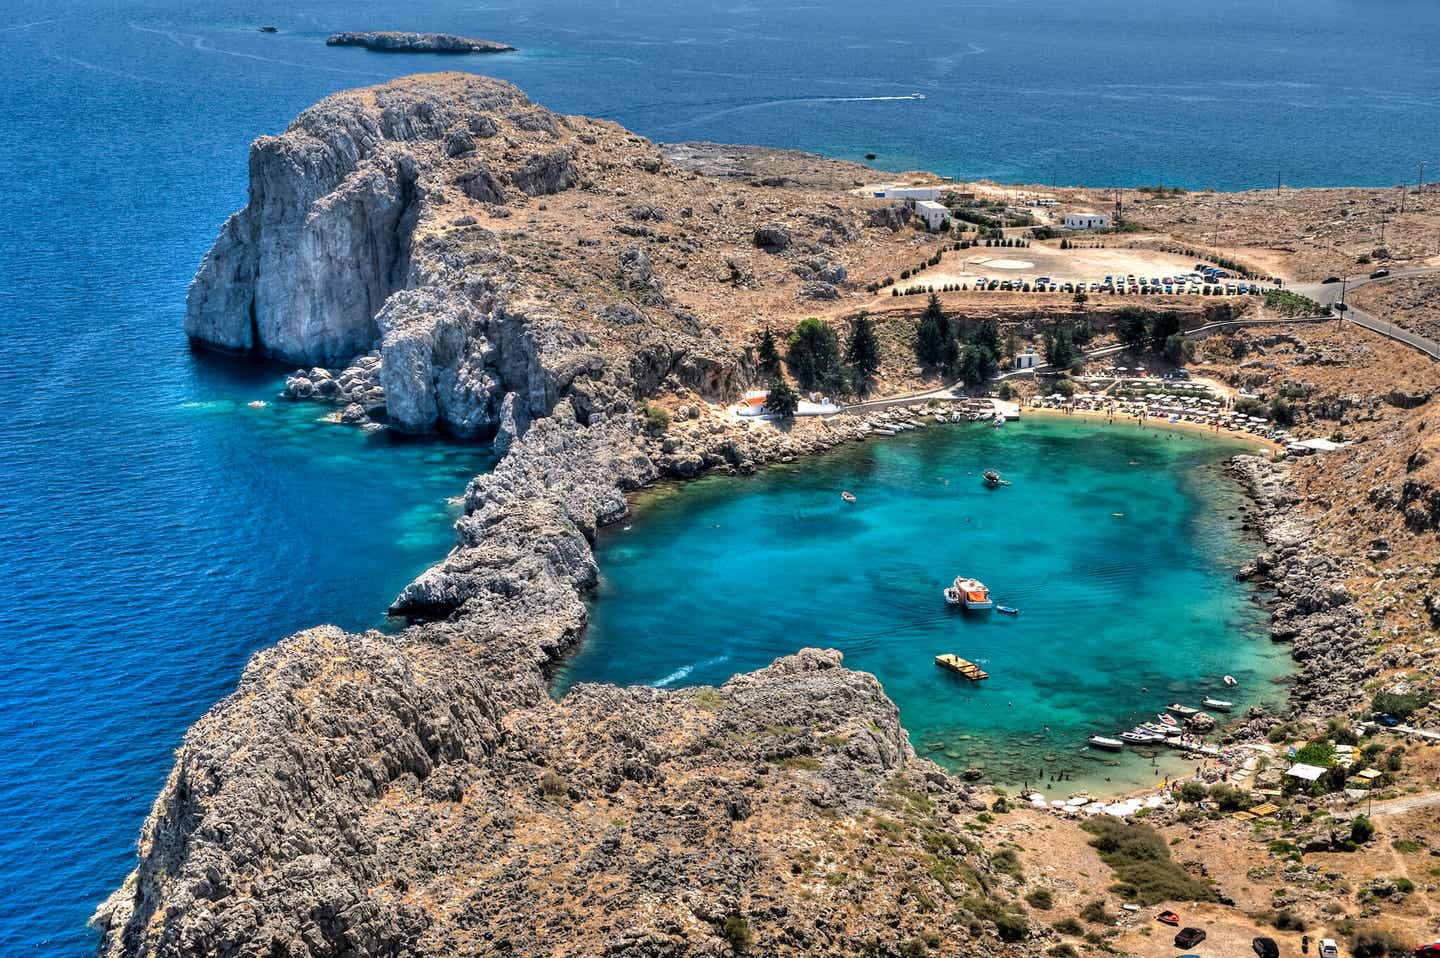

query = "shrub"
1273;909;1307;932
641;402;671;433
1373;689;1432;720
539;770;568;798
723;915;753;952
1178;781;1208;803
1080;818;1219;905
1079;899;1115;925
763;376;800;419
1349;925;1408;958
1048;946;1079;958
1051;917;1084;936
1025;888;1054;910
1351;815;1376;845
994;913;1028;942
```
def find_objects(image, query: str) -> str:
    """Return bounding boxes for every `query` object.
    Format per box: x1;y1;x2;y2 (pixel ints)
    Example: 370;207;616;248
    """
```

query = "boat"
1165;703;1199;718
1202;697;1233;711
944;577;993;610
1138;722;1174;737
1156;910;1181;927
1119;730;1163;745
935;653;989;681
996;605;1019;615
1156;713;1179;728
982;469;1010;487
992;413;1006;428
840;491;857;503
1087;735;1124;751
908;91;926;99
1223;674;1238;686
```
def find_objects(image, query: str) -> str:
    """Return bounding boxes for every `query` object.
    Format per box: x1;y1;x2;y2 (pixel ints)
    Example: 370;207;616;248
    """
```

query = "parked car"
1414;942;1440;956
1377;713;1401;727
1175;928;1207;948
1253;937;1280;958
1319;939;1339;958
1370;267;1391;278
1322;275;1341;284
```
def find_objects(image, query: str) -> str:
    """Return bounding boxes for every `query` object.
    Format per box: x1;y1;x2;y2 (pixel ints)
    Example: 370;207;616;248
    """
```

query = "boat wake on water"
653;655;729;688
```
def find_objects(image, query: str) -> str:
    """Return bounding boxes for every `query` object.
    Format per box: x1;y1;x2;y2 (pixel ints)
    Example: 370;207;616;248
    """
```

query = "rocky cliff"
185;73;906;440
106;75;1041;957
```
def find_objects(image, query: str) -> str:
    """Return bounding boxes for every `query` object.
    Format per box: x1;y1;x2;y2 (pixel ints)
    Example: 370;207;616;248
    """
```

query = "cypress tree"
914;293;948;367
845;311;881;394
756;325;781;377
786;318;842;391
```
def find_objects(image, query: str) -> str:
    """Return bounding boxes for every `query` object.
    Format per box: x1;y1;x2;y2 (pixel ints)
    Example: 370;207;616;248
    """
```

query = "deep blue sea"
2;0;1435;952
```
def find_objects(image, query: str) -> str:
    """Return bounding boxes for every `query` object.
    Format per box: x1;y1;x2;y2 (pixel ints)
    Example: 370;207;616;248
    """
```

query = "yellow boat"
935;653;989;681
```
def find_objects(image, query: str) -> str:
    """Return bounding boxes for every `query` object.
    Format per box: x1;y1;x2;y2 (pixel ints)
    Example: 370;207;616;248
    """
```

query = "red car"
1415;943;1440;956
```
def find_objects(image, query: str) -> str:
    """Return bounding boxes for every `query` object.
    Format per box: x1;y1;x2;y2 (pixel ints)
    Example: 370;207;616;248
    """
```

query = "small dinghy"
840;491;857;503
1165;703;1199;719
1223;674;1238;686
1156;910;1181;927
996;605;1019;615
1087;735;1124;751
982;469;1010;487
1201;697;1233;711
1156;713;1179;728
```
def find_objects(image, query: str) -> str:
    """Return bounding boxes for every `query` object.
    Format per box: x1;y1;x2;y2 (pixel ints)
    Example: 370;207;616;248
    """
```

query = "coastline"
94;72;1425;956
1019;403;1284;453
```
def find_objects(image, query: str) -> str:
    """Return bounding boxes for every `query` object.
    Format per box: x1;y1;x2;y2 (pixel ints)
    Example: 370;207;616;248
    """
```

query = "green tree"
845;311;881;393
914;293;949;367
763;375;800;419
1350;815;1376;845
1149;310;1181;352
1042;322;1077;370
1163;332;1193;366
786;318;842;391
1114;307;1151;352
756;325;781;377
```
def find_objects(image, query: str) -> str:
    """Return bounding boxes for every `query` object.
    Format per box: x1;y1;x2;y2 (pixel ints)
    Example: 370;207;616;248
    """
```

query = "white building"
1063;212;1110;230
1013;350;1040;371
914;200;949;231
871;186;943;202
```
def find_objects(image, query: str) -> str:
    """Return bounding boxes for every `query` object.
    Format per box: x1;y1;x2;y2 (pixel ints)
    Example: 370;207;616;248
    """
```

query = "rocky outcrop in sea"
326;32;515;54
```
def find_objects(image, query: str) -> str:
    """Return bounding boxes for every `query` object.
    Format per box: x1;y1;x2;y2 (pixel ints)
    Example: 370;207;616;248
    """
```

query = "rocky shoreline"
1229;455;1373;718
96;70;1399;957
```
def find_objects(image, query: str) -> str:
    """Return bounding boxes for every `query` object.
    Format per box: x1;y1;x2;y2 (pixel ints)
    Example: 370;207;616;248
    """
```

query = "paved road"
1295;267;1440;361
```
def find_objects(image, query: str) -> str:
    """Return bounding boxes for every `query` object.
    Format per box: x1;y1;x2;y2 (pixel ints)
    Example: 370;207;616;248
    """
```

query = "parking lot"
911;245;1269;296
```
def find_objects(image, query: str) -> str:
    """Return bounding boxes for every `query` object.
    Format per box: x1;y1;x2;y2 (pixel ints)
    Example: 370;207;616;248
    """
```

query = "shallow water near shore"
558;419;1291;795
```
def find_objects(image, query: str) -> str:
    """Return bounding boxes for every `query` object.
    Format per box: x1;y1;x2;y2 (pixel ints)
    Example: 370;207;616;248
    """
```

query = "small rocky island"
325;31;514;54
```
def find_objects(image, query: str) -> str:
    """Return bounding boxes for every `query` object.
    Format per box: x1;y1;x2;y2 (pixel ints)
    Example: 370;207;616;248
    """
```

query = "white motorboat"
1165;703;1199;718
992;413;1006;428
1119;730;1163;745
944;577;994;610
1202;697;1234;712
1087;735;1124;751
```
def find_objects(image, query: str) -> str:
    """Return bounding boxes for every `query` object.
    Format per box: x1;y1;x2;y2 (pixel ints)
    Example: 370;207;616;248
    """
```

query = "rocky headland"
102;71;1440;955
103;74;1039;957
326;32;515;54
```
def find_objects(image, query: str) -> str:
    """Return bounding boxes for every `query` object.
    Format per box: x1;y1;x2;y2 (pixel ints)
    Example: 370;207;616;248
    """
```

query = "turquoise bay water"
559;419;1290;791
